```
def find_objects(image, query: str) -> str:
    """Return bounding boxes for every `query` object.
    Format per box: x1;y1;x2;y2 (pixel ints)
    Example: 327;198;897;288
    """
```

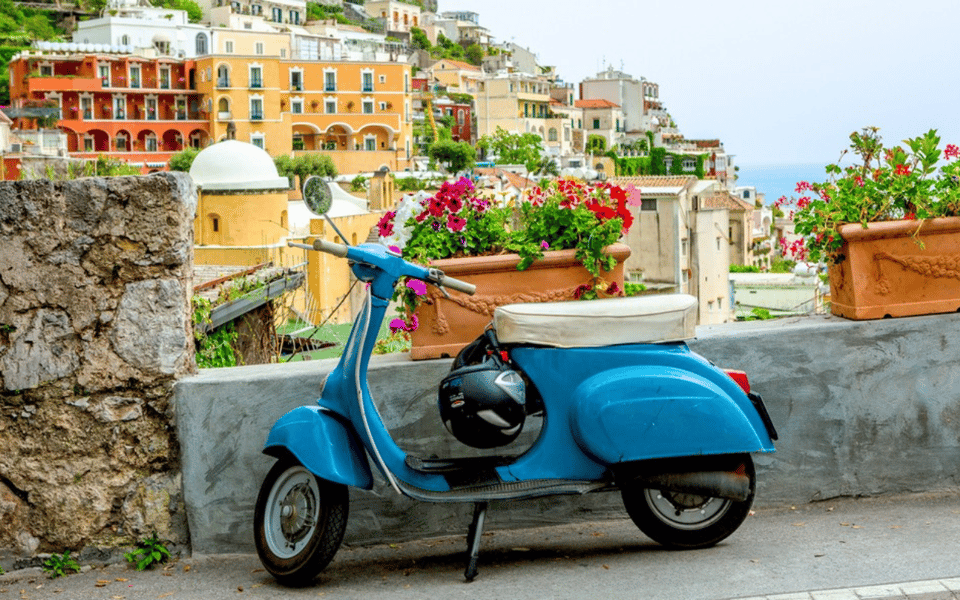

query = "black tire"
254;457;348;586
620;454;756;549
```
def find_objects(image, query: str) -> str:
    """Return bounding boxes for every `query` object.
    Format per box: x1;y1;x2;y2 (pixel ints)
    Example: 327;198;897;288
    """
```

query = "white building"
74;0;212;58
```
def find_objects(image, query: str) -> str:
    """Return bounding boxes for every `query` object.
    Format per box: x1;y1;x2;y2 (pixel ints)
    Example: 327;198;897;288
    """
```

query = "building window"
98;65;110;87
196;33;208;55
324;71;336;92
364;136;376;151
290;70;302;91
225;40;234;53
641;198;657;211
362;100;374;114
251;135;264;149
211;215;220;232
81;97;92;119
146;136;157;151
548;128;558;142
683;158;696;171
291;98;302;114
249;66;262;88
129;65;140;88
379;74;386;84
217;65;229;87
160;67;171;89
255;42;264;55
362;71;374;92
592;118;600;130
324;99;335;113
379;101;387;111
292;135;304;150
250;98;263;120
271;7;281;21
289;10;299;24
115;136;128;151
84;136;94;151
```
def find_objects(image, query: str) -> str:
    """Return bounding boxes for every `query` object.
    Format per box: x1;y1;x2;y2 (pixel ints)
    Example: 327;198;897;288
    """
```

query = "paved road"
2;492;958;600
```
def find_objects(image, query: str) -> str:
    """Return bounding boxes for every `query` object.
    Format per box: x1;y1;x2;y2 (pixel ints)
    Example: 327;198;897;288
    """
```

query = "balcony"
28;76;103;93
217;79;230;88
250;79;263;89
250;112;263;121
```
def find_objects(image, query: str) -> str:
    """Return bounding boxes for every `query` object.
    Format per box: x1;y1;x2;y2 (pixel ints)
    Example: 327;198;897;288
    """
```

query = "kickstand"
464;501;488;582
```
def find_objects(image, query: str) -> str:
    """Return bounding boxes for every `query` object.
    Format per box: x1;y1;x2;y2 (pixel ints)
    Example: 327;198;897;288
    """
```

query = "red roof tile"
575;99;620;109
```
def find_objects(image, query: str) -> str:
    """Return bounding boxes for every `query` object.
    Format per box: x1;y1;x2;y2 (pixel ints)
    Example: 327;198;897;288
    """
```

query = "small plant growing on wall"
124;532;171;571
42;551;81;579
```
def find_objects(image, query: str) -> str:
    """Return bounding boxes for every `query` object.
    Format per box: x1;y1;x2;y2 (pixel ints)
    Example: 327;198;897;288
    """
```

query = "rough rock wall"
0;172;197;563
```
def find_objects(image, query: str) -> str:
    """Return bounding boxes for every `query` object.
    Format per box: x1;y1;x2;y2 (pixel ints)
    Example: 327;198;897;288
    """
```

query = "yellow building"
474;72;553;141
190;140;295;267
194;51;414;174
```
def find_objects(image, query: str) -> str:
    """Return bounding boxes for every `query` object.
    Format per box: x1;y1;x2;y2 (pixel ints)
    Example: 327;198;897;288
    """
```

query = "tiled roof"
703;193;755;211
612;176;698;190
474;167;536;190
433;59;482;72
575;99;620;109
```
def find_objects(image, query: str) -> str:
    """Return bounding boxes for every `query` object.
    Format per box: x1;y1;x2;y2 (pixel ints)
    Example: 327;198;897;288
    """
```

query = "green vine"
192;296;239;368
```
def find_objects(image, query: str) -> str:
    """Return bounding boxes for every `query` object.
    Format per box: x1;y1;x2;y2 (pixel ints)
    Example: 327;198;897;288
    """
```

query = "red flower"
946;144;960;160
447;214;467;232
894;164;911;176
376;211;396;237
797;196;811;209
854;175;865;187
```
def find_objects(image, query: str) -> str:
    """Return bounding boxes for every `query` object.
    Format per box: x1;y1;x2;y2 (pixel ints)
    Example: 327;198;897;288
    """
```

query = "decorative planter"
410;243;631;360
828;217;960;319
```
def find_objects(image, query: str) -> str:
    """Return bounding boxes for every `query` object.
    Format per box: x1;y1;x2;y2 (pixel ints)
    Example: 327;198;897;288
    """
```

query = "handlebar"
287;240;476;296
428;269;476;296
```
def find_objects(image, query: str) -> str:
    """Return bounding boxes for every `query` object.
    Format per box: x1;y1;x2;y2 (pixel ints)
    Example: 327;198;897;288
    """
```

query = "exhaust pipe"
638;471;751;502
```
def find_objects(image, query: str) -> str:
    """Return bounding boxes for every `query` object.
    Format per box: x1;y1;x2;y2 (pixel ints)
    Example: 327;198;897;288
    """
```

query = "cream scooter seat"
493;294;697;348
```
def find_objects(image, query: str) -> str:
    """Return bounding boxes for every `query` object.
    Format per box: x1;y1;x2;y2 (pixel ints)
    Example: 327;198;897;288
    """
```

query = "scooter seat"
494;294;697;348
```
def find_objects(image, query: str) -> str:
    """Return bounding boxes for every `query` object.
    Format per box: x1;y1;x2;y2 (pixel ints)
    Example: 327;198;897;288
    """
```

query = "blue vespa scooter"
253;179;778;585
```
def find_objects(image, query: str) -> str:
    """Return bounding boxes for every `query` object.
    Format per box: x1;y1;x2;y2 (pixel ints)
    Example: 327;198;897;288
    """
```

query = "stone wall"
0;173;197;565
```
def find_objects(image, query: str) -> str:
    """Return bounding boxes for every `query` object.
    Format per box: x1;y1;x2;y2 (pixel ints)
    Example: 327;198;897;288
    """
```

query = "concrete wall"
176;312;960;554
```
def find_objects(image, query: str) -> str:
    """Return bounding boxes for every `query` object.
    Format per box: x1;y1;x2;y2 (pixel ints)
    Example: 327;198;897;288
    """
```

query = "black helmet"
438;359;526;449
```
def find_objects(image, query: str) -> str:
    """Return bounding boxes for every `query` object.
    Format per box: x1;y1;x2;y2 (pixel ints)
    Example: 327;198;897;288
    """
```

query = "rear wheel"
621;455;755;549
254;458;348;586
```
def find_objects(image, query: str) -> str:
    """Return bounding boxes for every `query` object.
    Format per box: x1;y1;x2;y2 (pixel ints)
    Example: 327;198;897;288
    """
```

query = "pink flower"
389;318;407;333
795;181;812;193
797;196;811;209
376;211;396;237
854;175;865;187
406;279;427;296
540;240;549;250
447;214;467;232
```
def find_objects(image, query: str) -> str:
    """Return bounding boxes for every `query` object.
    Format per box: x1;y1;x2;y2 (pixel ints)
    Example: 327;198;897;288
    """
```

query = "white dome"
189;140;290;191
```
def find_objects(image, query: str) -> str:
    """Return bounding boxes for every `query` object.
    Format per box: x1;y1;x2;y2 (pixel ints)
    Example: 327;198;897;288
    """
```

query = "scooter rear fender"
572;365;774;464
263;405;373;490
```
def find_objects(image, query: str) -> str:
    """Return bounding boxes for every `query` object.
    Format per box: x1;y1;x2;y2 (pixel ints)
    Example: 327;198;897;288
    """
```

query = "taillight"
723;369;751;394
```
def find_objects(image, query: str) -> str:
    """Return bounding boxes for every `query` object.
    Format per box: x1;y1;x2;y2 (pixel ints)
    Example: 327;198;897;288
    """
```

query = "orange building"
8;46;211;172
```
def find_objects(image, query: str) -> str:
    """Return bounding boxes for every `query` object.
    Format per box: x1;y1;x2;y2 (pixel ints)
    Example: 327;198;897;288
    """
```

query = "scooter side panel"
571;366;765;463
263;405;374;490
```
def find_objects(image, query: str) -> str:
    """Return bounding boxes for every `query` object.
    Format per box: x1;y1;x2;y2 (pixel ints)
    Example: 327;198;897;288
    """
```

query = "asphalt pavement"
1;492;958;600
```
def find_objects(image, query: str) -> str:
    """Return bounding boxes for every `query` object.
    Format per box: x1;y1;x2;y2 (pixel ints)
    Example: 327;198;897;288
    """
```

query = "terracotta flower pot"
410;243;632;360
828;217;960;319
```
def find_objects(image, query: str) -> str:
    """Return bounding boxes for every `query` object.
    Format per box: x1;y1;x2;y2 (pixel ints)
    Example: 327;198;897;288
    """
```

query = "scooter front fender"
572;366;772;464
263;405;373;490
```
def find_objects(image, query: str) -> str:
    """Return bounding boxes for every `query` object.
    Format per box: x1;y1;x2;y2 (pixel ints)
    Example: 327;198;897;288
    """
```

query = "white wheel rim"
644;489;732;530
264;466;320;559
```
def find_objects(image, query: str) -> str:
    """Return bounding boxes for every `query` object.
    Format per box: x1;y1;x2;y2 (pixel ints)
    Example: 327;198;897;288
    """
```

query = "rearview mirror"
302;176;333;215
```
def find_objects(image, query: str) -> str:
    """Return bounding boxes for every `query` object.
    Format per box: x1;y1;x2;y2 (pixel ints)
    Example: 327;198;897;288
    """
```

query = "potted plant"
779;127;960;319
377;177;633;359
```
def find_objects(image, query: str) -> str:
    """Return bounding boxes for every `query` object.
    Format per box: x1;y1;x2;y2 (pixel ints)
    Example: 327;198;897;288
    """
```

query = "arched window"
217;65;230;87
196;34;208;56
218;97;229;112
208;213;223;241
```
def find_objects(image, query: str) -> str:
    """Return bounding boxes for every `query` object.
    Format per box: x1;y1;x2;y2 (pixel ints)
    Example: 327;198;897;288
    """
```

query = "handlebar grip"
312;238;349;257
440;275;476;296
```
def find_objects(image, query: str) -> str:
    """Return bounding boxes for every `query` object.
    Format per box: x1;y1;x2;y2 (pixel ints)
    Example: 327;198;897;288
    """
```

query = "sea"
734;163;830;205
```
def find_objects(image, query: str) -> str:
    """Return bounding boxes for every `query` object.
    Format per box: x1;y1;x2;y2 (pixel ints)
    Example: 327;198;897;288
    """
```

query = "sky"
447;0;960;173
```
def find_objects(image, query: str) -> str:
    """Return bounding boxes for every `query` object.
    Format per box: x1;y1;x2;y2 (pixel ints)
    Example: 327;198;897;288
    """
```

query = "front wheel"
621;455;755;549
254;457;348;586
